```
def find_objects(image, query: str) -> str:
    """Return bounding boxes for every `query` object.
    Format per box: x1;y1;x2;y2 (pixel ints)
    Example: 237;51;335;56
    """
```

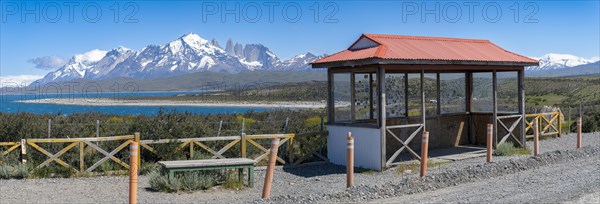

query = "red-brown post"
347;132;354;188
534;119;539;156
262;138;280;199
577;117;582;149
487;124;493;163
129;141;139;204
420;131;429;177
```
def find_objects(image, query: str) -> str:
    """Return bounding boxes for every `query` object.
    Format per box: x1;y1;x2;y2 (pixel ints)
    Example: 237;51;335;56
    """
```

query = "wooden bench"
158;158;256;187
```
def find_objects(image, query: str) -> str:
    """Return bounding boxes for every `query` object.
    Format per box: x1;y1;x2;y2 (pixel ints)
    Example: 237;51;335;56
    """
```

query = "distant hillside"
18;71;327;93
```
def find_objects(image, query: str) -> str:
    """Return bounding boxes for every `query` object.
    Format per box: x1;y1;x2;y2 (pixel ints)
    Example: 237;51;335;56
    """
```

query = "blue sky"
1;0;599;79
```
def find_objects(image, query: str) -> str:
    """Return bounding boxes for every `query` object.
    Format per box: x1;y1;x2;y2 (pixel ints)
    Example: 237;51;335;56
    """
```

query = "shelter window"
385;73;406;117
497;71;519;113
472;72;493;112
333;73;351;122
440;73;467;114
354;73;374;120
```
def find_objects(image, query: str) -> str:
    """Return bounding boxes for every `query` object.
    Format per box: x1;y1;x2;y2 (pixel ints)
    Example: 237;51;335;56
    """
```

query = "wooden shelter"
311;34;539;170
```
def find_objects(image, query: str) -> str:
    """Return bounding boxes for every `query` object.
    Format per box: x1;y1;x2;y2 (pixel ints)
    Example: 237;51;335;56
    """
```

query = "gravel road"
0;132;598;203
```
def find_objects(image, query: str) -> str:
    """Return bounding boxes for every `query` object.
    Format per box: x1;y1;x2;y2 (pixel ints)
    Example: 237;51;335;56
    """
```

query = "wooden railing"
140;133;295;164
24;134;137;173
1;129;333;174
525;111;562;138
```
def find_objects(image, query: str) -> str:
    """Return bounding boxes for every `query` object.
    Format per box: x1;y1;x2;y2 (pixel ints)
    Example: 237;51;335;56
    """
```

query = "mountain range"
526;53;599;71
32;35;599;85
33;33;323;85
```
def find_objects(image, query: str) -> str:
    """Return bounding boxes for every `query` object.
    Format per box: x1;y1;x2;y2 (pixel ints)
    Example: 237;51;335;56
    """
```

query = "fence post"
48;119;51;138
262;138;280;199
20;139;27;165
420;131;429;177
96;120;100;138
129;141;139;204
577;117;582;149
347;132;354;188
79;142;85;172
557;111;562;137
217;120;223;137
189;140;194;159
241;118;246;158
568;107;571;134
319;116;324;155
534;119;539;156
487;124;493;163
134;132;141;169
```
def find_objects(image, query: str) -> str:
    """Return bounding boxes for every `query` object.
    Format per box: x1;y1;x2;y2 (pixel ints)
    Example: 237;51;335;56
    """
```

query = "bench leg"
169;170;175;180
238;168;244;185
248;166;254;188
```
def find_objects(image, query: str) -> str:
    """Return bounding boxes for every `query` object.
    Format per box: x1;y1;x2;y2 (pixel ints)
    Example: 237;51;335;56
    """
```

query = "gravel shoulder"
1;132;598;203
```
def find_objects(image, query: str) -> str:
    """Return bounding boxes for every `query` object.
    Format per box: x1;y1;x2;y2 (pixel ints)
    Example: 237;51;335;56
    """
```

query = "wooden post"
96;120;100;138
518;70;526;146
262;138;280;199
79;142;85;172
492;70;498;148
557;111;562;137
134;132;141;169
346;132;354;188
20;139;27;164
378;66;387;170
568;107;571;134
48;119;51;138
487;124;493;163
421;69;426;131
534;119;539;156
217;120;223;136
129;141;139;204
420;131;429;177
241;118;246;158
319;116;324;155
577;117;582;149
189;141;194;159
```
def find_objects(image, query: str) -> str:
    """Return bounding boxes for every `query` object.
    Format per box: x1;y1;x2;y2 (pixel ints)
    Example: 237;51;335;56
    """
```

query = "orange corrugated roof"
312;34;538;67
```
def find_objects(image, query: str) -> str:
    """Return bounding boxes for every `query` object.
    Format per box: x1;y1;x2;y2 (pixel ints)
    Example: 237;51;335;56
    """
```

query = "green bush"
29;165;76;178
148;170;217;193
495;142;531;156
0;164;28;179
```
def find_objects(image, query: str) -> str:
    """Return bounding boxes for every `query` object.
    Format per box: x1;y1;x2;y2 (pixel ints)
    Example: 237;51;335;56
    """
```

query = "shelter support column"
518;70;526;147
378;66;386;170
492;69;498;148
421;69;426;130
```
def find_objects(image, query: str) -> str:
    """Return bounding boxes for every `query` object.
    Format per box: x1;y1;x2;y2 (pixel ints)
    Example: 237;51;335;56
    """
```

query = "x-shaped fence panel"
497;115;524;147
245;134;294;164
140;136;241;160
525;111;561;138
0;142;21;157
385;123;424;166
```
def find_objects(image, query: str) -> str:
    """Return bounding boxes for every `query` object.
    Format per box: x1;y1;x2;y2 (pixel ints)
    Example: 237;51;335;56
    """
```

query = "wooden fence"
525;111;562;138
0;131;328;173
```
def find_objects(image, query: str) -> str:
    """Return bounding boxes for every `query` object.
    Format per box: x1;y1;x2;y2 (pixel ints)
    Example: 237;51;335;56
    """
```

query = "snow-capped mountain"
34;33;324;85
527;53;599;71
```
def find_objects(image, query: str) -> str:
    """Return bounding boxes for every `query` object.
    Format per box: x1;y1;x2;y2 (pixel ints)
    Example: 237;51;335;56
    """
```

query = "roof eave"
312;58;539;68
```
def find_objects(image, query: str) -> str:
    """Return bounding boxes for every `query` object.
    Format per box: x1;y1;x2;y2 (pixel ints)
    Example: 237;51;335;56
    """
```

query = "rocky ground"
0;132;598;203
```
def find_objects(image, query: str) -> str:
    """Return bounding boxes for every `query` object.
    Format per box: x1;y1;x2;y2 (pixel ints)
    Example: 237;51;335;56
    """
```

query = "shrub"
221;173;243;190
148;170;217;193
140;162;161;175
495;142;531;156
0;164;28;179
29;165;76;178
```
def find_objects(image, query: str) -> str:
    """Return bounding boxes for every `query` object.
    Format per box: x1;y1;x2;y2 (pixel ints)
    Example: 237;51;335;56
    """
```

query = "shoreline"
18;98;326;109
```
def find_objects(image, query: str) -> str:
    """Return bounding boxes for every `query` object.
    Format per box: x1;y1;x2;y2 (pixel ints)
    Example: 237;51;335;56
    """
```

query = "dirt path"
373;153;600;203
